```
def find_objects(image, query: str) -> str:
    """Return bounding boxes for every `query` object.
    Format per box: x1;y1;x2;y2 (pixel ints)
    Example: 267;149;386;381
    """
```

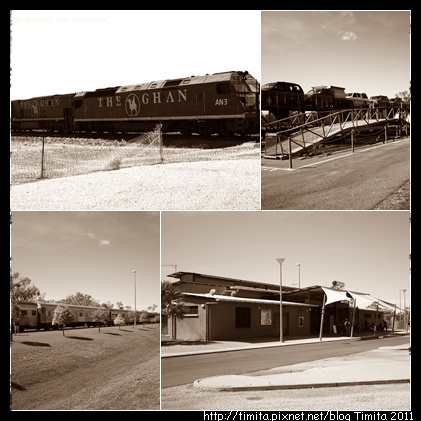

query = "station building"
162;271;396;342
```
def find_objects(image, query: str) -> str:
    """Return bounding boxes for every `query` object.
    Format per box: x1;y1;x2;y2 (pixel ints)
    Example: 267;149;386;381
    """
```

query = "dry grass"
11;136;259;185
373;181;411;210
10;323;160;410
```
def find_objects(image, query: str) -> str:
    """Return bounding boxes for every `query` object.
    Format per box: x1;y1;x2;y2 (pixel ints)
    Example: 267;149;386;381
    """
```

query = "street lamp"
132;270;136;328
402;289;407;332
276;258;285;343
296;263;301;289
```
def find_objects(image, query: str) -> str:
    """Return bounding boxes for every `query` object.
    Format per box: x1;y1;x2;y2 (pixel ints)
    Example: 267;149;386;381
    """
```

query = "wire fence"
11;126;164;185
11;127;259;185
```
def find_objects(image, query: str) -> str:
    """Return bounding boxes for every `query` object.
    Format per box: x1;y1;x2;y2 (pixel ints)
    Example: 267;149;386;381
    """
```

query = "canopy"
321;287;396;312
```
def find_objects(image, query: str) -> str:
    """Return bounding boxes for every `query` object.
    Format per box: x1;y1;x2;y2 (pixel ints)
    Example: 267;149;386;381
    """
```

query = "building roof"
183;292;319;307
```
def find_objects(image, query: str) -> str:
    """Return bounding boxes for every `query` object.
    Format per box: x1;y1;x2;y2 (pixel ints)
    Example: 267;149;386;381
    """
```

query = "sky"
161;211;411;309
11;211;161;311
10;10;261;101
261;10;411;99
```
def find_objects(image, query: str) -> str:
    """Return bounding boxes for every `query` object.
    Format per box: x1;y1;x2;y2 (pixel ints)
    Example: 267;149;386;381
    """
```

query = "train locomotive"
14;301;135;332
11;70;260;137
261;81;356;120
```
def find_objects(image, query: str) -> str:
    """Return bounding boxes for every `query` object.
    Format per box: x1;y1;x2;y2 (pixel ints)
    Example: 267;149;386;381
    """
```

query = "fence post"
351;129;354;153
288;137;293;169
40;130;45;179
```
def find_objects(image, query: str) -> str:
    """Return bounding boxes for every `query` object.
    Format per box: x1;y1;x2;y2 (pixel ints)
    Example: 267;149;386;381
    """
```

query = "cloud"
87;232;96;240
99;240;111;246
341;31;357;41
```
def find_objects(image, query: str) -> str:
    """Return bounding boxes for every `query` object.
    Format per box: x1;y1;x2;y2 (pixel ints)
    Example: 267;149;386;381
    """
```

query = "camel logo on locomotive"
125;94;141;117
19;98;61;117
97;89;188;117
31;101;40;118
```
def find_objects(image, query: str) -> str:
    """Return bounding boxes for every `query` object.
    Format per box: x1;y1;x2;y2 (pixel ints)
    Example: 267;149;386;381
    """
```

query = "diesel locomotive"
11;70;260;137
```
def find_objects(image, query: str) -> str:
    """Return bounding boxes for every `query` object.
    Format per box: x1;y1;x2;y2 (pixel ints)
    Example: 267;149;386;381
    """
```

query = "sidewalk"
162;331;411;391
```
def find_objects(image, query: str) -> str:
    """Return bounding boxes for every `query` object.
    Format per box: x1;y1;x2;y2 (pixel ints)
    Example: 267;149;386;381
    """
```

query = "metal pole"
350;299;357;338
296;263;301;289
402;289;407;332
399;289;402;329
276;258;285;343
132;270;136;328
319;294;326;341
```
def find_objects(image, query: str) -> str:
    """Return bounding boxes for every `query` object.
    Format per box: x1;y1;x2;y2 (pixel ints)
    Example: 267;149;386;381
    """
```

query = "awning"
321;287;397;312
321;287;353;305
183;292;318;307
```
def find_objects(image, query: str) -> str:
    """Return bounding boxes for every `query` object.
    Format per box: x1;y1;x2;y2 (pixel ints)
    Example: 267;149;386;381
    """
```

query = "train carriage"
14;301;39;331
13;301;138;332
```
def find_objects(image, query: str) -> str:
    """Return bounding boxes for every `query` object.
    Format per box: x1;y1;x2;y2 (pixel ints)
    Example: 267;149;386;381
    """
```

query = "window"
22;310;27;316
260;309;272;325
183;306;199;317
216;83;231;94
235;307;251;328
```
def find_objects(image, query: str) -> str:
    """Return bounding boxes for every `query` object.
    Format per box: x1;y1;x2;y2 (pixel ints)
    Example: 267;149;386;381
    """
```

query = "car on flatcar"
345;92;372;108
369;95;390;108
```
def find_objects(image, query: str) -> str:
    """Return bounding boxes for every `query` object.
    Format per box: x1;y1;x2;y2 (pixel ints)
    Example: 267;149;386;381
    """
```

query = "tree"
60;292;100;307
101;302;114;310
11;301;22;339
128;310;138;327
139;311;149;325
92;308;110;332
161;280;186;320
11;272;44;302
52;304;74;336
147;304;158;312
113;314;126;330
115;301;124;310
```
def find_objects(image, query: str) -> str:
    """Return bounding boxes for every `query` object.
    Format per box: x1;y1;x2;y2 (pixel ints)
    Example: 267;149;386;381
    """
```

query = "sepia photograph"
160;210;411;410
10;211;160;410
10;9;411;415
10;10;261;211
260;11;410;210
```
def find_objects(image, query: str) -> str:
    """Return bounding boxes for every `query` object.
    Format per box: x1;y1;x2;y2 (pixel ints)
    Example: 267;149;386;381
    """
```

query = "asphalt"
161;330;411;391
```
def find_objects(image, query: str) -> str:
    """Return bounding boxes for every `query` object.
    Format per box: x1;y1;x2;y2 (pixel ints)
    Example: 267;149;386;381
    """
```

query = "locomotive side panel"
11;94;75;132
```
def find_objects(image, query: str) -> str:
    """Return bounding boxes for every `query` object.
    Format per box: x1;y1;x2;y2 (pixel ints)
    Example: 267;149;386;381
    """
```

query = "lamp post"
296;263;301;289
402;289;407;332
132;270;136;328
276;258;285;343
399;289;402;329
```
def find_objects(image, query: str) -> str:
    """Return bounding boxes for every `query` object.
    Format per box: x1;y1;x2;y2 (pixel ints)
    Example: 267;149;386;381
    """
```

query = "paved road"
161;333;411;411
261;137;410;209
161;333;410;388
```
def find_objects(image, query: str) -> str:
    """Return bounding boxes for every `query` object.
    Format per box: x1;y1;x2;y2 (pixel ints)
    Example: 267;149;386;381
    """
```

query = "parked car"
369;95;390;107
345;92;371;107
